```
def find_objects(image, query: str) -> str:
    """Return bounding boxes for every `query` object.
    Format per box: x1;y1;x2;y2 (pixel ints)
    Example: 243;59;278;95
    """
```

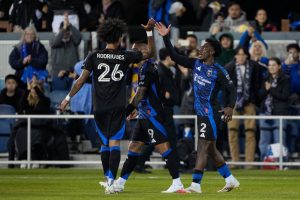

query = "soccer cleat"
218;178;240;192
185;183;202;193
161;184;190;193
99;181;107;188
105;184;116;194
113;182;125;193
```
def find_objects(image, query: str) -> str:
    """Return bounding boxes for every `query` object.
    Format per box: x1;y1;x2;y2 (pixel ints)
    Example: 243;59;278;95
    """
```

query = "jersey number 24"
97;63;124;82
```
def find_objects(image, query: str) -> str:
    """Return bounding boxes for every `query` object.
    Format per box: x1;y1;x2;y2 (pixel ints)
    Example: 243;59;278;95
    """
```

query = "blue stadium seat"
48;90;69;109
0;104;16;153
0;78;5;91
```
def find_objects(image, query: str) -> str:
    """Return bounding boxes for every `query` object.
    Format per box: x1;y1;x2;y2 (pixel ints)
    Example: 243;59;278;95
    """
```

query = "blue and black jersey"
163;36;236;117
137;59;165;121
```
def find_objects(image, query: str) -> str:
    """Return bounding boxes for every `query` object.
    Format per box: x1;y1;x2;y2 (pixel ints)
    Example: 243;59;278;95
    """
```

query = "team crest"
206;69;213;77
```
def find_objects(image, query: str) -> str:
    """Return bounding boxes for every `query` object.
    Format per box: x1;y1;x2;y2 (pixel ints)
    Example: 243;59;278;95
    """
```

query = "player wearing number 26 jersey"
60;18;155;194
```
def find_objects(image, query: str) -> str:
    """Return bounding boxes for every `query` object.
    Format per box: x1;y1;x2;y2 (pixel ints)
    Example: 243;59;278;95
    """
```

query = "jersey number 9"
97;63;124;82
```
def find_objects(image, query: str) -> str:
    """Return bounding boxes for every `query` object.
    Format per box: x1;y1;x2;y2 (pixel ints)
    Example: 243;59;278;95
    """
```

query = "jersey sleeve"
82;52;94;72
218;66;237;108
163;35;196;68
125;50;143;64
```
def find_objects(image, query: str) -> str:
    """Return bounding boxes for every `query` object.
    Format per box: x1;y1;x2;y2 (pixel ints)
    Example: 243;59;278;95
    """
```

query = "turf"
0;169;300;200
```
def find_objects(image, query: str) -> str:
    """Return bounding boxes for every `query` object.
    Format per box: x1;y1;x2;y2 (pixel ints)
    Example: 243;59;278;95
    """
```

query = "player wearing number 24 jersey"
60;18;155;194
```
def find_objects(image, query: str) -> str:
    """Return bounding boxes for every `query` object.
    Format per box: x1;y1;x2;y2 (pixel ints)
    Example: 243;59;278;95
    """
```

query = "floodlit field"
0;169;300;200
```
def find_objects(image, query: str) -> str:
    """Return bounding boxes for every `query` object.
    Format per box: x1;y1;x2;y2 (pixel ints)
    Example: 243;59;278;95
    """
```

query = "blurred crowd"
0;0;300;169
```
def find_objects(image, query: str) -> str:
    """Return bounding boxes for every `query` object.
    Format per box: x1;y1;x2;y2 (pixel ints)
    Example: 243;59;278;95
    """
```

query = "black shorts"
132;117;168;145
197;114;221;141
94;110;126;146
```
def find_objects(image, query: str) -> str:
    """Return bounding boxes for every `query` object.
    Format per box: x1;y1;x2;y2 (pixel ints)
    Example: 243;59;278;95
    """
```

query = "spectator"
0;0;12;21
99;0;125;24
178;50;197;139
0;74;24;113
258;57;290;160
210;1;249;33
9;0;46;32
177;34;198;139
168;1;186;44
158;48;181;148
239;27;269;80
50;12;81;79
9;25;48;87
249;9;277;34
225;47;261;168
49;0;88;31
195;0;224;31
282;43;300;155
210;29;235;66
148;0;172;56
11;80;51;168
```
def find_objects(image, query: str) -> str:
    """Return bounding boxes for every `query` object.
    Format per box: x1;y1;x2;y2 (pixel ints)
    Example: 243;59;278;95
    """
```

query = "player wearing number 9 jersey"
113;42;188;194
155;22;240;194
60;18;155;194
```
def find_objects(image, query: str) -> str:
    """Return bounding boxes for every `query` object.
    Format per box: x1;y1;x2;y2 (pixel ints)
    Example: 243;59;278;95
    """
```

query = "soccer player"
60;18;155;194
155;22;240;193
114;42;187;193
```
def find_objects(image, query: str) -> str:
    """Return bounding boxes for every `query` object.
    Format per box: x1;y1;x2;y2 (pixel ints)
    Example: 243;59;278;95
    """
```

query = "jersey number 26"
97;63;124;82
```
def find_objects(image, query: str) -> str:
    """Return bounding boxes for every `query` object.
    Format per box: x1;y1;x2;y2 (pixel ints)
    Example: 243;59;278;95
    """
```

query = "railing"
0;114;299;170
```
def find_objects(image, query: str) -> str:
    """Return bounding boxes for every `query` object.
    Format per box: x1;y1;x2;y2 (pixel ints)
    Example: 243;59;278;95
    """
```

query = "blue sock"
192;170;203;184
217;163;232;178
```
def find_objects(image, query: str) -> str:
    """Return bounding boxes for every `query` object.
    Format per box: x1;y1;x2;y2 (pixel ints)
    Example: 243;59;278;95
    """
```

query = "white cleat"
185;183;202;193
105;184;116;195
218;178;240;192
99;181;107;188
161;184;190;193
114;182;125;193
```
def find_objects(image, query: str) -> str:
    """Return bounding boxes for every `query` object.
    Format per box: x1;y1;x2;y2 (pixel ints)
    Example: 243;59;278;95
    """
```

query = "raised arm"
59;69;90;111
155;22;195;68
141;18;156;59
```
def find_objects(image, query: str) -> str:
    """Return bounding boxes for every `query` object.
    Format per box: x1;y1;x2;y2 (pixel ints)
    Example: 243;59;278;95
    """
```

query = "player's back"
83;48;142;113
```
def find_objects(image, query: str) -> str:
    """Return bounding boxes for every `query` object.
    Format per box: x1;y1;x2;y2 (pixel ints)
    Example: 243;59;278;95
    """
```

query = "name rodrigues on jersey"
97;53;125;60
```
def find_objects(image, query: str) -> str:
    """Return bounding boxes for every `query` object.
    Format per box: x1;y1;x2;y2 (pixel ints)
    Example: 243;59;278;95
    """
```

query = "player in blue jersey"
155;22;240;193
113;42;188;194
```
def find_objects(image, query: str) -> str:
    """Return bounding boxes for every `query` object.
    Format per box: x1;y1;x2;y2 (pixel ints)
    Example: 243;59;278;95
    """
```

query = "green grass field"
1;169;300;200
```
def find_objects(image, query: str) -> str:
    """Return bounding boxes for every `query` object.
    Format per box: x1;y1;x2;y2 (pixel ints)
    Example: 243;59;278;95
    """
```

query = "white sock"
225;175;235;183
108;178;114;186
117;177;127;186
191;182;201;188
105;176;109;181
172;177;182;186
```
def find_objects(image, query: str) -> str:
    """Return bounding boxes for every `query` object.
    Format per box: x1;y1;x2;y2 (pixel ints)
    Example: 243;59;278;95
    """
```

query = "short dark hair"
235;46;250;57
5;74;17;83
228;1;240;9
269;57;281;66
159;48;169;61
286;43;300;52
97;18;128;43
186;34;198;42
205;38;221;58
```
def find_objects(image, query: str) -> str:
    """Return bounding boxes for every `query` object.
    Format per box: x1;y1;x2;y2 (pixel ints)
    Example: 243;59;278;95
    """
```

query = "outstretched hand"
141;18;156;31
219;107;233;123
155;22;171;36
